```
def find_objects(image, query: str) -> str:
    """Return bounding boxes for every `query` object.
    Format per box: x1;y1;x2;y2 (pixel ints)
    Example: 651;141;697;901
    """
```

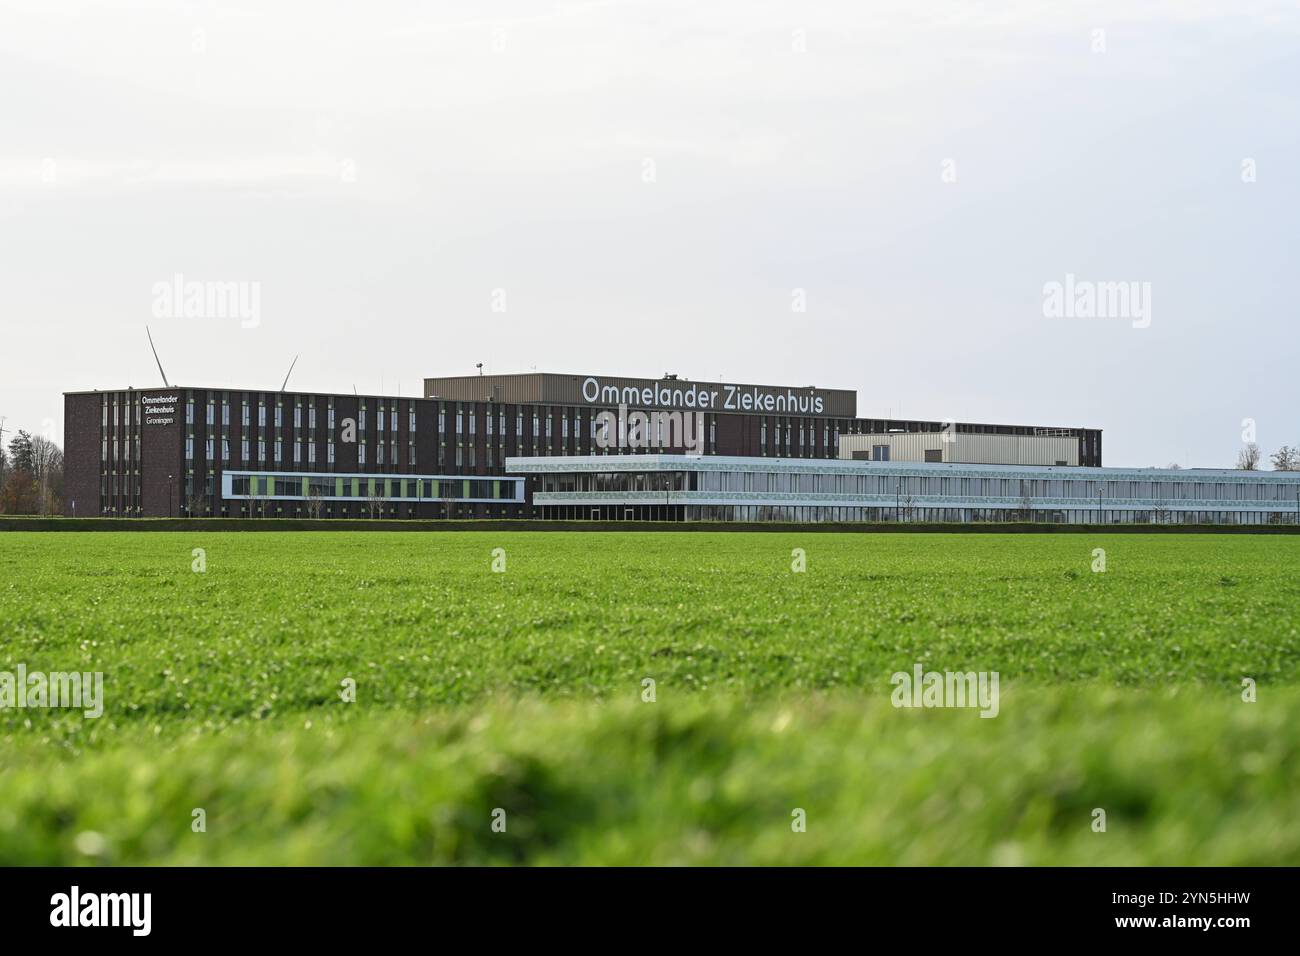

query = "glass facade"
515;455;1300;525
224;471;523;503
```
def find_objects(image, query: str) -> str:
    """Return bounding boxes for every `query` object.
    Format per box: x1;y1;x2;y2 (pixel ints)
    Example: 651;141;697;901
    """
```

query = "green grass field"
2;531;1298;865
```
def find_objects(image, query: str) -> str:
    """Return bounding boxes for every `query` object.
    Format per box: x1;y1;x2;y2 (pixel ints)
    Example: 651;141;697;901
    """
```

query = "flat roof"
64;386;420;402
506;454;1297;482
63;380;1098;433
424;371;858;418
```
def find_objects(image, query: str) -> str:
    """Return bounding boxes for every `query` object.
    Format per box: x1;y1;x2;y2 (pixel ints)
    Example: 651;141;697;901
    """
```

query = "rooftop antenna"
280;355;299;392
476;362;483;376
146;326;170;388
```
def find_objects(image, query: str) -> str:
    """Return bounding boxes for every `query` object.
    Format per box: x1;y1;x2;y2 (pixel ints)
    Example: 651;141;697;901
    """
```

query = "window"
873;444;890;461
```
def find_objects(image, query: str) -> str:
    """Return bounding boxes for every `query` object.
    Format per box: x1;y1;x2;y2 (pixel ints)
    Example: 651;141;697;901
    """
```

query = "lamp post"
896;479;901;523
168;474;174;518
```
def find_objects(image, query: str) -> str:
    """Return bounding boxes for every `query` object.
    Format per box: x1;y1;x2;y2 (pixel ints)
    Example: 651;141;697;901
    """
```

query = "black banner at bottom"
0;866;1282;941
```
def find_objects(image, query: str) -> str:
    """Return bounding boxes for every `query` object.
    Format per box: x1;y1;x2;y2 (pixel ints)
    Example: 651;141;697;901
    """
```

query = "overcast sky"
1;1;1296;467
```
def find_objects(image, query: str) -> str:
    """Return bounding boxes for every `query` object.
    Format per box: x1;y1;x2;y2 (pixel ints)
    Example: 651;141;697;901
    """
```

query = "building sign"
580;377;826;415
424;372;857;417
141;394;178;426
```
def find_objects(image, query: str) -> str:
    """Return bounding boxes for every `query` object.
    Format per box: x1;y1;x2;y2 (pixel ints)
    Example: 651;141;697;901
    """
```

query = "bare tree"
1237;443;1261;471
365;492;387;520
1270;445;1299;472
900;492;916;522
305;488;325;519
1018;479;1034;521
186;491;207;517
1152;500;1171;523
29;434;62;485
28;436;62;516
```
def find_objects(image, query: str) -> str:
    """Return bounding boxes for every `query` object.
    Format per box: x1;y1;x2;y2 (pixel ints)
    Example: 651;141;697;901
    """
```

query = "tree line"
0;425;64;515
1237;444;1300;472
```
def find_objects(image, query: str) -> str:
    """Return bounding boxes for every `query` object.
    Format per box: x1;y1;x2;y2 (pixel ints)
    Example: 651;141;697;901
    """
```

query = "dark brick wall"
139;392;181;517
62;393;100;517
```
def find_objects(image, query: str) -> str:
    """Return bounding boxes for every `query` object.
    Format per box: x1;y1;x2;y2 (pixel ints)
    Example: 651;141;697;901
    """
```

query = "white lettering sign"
580;377;825;415
142;394;177;425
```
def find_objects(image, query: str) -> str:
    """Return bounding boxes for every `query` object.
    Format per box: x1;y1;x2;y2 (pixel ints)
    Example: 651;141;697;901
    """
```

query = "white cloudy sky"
1;0;1296;467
